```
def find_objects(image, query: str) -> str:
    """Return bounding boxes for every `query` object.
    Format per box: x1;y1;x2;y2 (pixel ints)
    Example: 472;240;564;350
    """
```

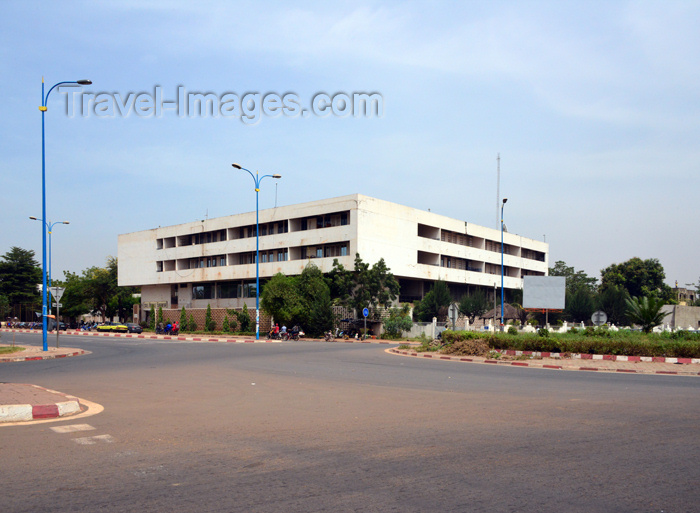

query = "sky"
1;0;698;289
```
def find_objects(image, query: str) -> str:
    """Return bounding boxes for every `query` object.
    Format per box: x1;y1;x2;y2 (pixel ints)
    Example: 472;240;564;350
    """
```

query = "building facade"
118;194;548;317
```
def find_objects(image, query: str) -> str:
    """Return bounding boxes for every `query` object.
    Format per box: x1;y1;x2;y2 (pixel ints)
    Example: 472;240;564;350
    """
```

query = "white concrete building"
118;194;548;314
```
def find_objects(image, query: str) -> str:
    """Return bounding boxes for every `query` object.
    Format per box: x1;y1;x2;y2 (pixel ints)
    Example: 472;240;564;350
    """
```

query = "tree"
414;280;452;322
180;307;188;331
383;304;413;338
260;273;305;326
600;257;672;301
0;247;42;315
626;296;668;333
549;261;597;294
457;289;489;324
328;254;400;319
597;284;629;326
236;304;251;332
260;263;334;335
566;288;595;323
205;304;215;331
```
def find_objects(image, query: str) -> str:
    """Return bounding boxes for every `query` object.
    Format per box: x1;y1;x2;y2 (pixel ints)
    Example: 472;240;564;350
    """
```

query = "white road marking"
73;434;115;445
50;423;96;433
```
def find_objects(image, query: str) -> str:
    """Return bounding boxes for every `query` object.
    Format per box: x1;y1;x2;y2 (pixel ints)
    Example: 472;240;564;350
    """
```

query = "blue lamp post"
500;198;508;330
232;163;281;340
30;217;69;309
40;77;91;351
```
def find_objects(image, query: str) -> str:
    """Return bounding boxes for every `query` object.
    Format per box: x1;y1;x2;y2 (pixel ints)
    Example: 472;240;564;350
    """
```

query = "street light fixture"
40;77;91;351
29;217;69;290
500;198;508;331
232;163;282;340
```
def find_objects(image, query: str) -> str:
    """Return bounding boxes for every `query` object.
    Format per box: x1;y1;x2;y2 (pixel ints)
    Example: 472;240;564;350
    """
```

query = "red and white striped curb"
388;348;700;376
0;385;81;422
1;328;394;345
496;349;700;365
0;349;87;363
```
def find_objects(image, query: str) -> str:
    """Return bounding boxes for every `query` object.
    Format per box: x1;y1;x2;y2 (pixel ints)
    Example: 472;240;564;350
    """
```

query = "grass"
0;346;24;355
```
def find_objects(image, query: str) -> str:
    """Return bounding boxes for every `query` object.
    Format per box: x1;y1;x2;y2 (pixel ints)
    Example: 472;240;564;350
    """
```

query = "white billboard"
523;276;566;310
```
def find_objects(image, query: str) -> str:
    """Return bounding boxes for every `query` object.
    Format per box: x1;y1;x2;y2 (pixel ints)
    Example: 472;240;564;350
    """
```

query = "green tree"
180;307;188;332
549;260;597;294
329;254;400;318
414;280;452;322
236;304;251;332
626;296;668;333
383;304;413;338
148;304;155;329
59;271;91;321
205;304;215;331
457;289;489;324
0;247;42;315
261;264;334;335
600;257;672;301
81;265;114;320
222;315;230;333
306;285;334;337
566;288;595;323
260;273;305;326
188;313;197;332
157;306;164;326
597;284;629;326
105;257;139;321
0;294;9;320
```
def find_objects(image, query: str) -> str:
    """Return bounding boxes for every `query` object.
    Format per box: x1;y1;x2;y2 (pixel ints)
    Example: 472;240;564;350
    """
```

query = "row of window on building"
156;211;350;250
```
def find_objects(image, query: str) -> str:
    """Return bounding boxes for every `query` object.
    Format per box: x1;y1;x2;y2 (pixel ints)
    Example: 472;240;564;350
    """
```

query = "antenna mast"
496;153;500;228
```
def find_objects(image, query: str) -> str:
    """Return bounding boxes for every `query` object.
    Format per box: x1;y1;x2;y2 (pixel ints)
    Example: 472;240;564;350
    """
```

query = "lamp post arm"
43;81;79;106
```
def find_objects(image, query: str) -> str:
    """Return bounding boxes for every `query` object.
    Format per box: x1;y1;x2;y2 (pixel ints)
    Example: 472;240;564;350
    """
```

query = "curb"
387;348;700;376
0;384;82;423
1;328;396;346
0;349;88;363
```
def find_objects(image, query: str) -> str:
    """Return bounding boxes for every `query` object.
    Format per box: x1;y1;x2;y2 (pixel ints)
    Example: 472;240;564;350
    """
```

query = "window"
260;225;267;236
192;284;215;300
316;248;323;258
301;219;308;231
340;245;347;256
220;256;226;266
341;212;348;226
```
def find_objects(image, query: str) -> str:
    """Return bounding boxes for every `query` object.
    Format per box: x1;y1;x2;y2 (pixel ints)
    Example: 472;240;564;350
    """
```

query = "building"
118;194;548;321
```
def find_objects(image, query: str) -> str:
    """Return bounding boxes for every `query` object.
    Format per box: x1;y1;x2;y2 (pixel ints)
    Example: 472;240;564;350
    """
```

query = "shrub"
538;328;549;338
188;314;197;332
507;326;518;335
442;339;491;357
205;304;216;332
222;316;230;333
180;307;188;332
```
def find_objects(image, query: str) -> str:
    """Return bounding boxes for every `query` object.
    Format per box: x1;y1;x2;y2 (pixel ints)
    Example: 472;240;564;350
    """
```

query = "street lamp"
232;163;281;340
500;198;508;331
40;77;91;351
29;218;69;291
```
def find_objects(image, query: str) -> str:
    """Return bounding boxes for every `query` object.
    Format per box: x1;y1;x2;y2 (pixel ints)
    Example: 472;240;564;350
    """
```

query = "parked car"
47;320;67;331
126;323;143;334
96;321;129;333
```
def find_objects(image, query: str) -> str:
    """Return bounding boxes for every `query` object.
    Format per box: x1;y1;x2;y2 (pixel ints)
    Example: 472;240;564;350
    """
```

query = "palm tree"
625;295;668;333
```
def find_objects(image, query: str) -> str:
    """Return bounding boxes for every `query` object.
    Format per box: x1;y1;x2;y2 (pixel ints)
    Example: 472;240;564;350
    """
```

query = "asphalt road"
2;333;699;513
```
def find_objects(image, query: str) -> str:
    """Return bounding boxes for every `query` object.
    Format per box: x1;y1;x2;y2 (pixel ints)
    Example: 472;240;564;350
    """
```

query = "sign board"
52;303;63;308
448;303;458;323
523;276;566;310
50;287;65;301
362;308;369;318
591;310;608;326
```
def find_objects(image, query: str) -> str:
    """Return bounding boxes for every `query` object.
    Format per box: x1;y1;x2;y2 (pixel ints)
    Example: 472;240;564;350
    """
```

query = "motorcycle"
324;330;334;342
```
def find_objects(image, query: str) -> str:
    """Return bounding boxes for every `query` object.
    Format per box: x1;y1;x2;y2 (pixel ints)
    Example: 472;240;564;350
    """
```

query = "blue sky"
1;1;698;288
